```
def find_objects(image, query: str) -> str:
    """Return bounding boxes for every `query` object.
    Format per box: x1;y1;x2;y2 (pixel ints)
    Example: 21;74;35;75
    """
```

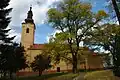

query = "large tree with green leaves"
84;23;120;76
106;0;120;76
31;54;51;76
47;0;107;73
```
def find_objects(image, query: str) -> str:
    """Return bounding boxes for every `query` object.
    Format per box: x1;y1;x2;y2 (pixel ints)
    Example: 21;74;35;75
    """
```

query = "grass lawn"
45;73;79;80
16;72;79;80
84;70;115;80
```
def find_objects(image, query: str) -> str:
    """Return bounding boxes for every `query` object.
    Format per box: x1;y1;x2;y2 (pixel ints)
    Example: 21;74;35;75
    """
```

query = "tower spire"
25;6;34;23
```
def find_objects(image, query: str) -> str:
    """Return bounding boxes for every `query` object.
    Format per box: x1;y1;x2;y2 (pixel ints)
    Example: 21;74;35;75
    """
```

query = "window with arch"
26;28;29;33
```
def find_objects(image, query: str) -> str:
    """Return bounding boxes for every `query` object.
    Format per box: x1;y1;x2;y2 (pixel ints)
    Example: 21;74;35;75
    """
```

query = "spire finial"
30;5;32;11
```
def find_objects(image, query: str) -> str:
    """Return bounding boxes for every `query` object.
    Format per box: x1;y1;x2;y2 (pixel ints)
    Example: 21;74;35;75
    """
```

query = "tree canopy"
31;54;51;76
0;43;28;78
84;23;120;76
47;0;107;73
0;0;15;43
0;0;28;79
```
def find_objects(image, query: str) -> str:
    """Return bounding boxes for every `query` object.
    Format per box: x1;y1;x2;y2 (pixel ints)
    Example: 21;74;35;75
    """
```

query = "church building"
21;6;44;63
20;7;71;72
20;7;104;72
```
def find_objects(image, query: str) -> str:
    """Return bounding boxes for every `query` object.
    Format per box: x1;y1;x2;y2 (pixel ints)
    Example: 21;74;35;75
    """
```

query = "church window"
26;28;29;33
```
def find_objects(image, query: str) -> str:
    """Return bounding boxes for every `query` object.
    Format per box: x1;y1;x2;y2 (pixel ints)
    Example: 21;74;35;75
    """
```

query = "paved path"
73;72;86;80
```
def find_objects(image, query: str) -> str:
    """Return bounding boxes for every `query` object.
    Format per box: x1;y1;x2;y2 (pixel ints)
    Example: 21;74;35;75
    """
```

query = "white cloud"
33;5;49;24
8;29;21;43
46;30;61;42
116;21;119;25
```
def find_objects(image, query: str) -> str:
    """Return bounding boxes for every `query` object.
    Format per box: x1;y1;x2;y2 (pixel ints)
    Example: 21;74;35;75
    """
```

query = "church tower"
21;7;35;50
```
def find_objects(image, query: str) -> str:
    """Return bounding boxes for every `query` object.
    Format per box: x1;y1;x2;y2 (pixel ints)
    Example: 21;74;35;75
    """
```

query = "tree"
84;23;120;76
44;34;88;70
0;0;15;43
106;0;120;76
0;43;28;79
0;0;21;79
111;0;120;24
31;54;51;76
47;0;107;73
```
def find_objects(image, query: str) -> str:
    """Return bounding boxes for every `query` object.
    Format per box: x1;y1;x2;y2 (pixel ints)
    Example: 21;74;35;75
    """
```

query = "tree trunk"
72;55;77;73
3;72;6;78
111;0;120;24
9;71;13;80
0;71;2;78
38;70;42;76
112;34;120;76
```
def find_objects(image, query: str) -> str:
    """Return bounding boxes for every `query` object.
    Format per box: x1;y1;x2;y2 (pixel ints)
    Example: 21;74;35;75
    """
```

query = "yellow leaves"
96;10;108;19
98;10;107;16
80;3;92;11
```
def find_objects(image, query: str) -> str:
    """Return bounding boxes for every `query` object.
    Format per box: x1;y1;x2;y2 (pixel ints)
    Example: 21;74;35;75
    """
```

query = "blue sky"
8;0;108;44
34;24;54;44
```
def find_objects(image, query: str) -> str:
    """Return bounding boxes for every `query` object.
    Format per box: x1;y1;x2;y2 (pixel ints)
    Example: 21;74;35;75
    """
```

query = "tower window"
26;28;29;33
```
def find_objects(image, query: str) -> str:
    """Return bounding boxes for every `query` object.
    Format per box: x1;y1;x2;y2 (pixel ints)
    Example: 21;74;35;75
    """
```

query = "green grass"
84;70;115;80
16;72;75;80
46;73;79;80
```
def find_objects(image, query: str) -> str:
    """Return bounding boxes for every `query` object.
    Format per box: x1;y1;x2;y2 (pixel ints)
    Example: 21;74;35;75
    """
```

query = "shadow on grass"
17;72;69;80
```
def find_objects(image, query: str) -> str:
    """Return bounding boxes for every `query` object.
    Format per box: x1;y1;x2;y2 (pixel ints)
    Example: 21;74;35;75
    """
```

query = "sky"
8;0;107;44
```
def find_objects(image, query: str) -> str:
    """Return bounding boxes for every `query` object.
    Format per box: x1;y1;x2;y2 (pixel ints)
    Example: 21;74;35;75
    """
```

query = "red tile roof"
28;44;45;50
